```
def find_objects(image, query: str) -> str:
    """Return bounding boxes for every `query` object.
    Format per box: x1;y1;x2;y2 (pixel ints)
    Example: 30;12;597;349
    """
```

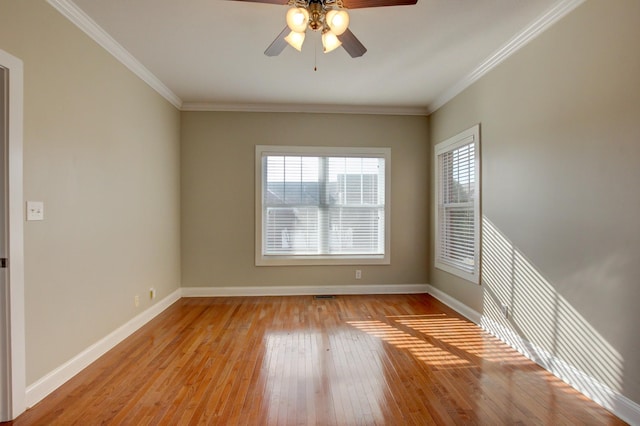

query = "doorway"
0;49;26;421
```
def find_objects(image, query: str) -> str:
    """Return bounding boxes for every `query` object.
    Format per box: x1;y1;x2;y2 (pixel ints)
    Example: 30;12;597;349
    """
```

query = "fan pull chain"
314;39;318;71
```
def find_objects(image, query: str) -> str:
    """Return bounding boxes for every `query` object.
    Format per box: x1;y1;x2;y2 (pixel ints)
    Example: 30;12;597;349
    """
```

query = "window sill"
256;254;390;267
434;261;479;285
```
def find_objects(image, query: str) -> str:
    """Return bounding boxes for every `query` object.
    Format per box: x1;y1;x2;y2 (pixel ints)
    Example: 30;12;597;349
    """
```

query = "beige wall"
0;1;181;384
430;0;640;405
181;112;429;289
3;0;636;412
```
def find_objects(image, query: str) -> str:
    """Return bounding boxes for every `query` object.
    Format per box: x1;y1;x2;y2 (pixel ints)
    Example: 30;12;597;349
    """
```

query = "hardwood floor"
7;294;626;425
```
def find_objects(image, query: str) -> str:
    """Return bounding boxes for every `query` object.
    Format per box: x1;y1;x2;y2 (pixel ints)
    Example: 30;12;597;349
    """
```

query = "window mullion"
319;156;329;255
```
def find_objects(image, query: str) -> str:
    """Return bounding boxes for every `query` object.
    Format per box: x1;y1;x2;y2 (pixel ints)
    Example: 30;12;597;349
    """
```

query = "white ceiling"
59;0;577;114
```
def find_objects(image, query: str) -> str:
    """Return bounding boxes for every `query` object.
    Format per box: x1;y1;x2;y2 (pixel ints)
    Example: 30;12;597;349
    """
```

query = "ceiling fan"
233;0;418;58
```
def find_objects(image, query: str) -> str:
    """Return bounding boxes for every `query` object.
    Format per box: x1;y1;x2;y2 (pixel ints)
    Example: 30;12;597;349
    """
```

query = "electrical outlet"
355;270;362;279
500;303;509;318
134;295;140;307
149;288;156;300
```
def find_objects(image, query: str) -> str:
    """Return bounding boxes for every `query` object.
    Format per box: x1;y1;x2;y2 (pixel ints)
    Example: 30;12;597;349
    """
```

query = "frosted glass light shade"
322;31;342;53
285;31;306;51
286;7;310;33
325;9;349;35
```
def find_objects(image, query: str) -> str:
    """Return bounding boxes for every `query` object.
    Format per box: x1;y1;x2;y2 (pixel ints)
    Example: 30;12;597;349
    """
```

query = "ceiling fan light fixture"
325;9;349;36
286;7;310;33
322;30;342;53
284;30;306;51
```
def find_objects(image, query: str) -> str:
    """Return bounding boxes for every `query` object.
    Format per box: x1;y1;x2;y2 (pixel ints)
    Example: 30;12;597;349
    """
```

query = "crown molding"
46;0;183;109
180;101;429;116
47;0;585;117
427;0;586;114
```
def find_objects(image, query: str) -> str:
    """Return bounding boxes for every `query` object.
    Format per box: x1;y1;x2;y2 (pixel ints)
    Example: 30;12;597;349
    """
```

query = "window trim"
434;125;481;284
255;145;391;266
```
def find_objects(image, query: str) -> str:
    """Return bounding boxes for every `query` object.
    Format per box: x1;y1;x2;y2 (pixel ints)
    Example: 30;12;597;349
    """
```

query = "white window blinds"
256;146;390;266
435;125;480;283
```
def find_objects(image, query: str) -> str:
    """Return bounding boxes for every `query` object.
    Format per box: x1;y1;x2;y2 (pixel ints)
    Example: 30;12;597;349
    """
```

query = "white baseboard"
25;289;181;408
424;284;482;324
24;284;427;408
425;284;640;425
181;284;430;297
27;283;637;424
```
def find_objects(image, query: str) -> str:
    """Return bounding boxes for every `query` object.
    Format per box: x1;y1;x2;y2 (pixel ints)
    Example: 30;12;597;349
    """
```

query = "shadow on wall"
480;216;625;412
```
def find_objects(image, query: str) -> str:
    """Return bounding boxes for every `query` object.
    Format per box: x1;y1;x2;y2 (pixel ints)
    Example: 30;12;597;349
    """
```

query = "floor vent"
314;295;336;299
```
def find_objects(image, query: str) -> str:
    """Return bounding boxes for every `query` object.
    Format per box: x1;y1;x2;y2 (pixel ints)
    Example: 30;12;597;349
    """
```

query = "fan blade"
338;28;367;58
231;0;417;7
342;0;417;9
264;26;290;56
232;0;288;4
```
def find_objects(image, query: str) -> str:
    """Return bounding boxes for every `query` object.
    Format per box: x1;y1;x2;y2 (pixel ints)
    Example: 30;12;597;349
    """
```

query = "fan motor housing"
308;2;324;31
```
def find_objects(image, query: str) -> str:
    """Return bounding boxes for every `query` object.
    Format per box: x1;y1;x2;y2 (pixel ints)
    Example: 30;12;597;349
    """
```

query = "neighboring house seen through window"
256;146;391;266
435;125;481;284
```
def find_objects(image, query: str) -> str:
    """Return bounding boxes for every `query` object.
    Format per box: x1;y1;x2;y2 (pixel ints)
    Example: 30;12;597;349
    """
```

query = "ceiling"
59;0;574;114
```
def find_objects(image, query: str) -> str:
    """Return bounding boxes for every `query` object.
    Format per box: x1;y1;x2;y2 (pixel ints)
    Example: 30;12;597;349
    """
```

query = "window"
256;145;390;266
435;125;480;284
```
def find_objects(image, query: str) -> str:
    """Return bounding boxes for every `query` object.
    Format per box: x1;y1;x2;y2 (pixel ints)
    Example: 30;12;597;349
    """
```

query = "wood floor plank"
6;294;627;425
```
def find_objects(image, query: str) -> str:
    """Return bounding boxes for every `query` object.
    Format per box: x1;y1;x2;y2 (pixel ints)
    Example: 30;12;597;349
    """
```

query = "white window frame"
256;145;391;266
434;125;481;284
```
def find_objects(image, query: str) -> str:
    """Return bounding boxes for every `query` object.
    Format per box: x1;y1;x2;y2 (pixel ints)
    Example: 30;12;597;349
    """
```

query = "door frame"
0;48;26;421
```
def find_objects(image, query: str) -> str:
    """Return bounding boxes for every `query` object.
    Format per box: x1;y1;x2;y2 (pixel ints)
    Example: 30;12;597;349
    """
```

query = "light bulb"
285;31;306;52
322;30;342;53
325;9;349;36
286;7;309;33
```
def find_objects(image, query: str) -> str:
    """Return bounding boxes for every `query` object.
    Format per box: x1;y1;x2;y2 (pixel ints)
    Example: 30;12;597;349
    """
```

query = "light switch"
26;201;44;221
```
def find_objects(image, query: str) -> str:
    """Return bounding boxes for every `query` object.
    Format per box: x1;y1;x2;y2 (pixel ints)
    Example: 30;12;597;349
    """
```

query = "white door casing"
0;48;26;421
0;64;7;422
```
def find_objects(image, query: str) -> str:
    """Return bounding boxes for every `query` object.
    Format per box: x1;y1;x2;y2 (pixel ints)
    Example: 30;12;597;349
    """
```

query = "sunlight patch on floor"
347;320;471;368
